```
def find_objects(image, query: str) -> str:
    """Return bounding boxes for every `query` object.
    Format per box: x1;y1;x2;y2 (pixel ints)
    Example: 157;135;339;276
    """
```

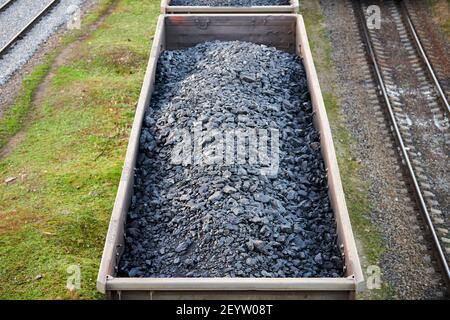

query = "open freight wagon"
97;14;364;300
161;0;299;13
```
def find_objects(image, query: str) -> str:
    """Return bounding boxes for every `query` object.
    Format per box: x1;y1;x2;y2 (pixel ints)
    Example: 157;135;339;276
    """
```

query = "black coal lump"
118;41;345;278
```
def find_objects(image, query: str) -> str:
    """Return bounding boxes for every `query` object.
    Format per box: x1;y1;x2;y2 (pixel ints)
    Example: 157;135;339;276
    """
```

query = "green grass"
0;0;160;299
300;0;392;299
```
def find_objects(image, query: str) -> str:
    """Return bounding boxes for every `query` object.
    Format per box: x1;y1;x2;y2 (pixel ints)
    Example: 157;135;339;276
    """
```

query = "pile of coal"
171;0;290;6
118;41;344;278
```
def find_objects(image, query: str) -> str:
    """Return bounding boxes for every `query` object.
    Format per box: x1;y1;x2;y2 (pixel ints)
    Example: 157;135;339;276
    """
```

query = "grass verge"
427;0;450;38
0;0;160;299
300;0;392;299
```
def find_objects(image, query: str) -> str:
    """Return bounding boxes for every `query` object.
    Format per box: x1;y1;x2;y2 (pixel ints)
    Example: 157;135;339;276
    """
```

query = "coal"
118;41;344;278
171;0;290;6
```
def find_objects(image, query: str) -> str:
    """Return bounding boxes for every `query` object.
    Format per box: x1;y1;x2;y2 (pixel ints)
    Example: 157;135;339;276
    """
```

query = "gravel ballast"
171;0;290;6
118;41;344;278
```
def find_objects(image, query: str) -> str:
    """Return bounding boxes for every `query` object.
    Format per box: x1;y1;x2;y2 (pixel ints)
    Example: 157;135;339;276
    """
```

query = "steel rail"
400;0;450;116
0;0;60;58
354;0;450;289
0;0;16;13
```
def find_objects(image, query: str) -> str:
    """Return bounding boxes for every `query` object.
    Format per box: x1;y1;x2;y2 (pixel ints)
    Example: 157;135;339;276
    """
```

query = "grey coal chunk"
198;184;209;194
240;73;257;83
128;267;142;277
280;223;293;233
246;257;257;266
247;239;268;254
286;190;297;200
254;193;271;203
175;239;193;253
117;40;344;279
223;185;237;194
314;253;323;265
208;191;223;202
180;194;190;201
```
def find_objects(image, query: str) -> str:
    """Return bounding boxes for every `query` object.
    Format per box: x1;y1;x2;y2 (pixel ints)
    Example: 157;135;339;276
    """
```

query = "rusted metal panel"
110;290;352;300
97;14;364;300
165;14;297;53
161;0;299;14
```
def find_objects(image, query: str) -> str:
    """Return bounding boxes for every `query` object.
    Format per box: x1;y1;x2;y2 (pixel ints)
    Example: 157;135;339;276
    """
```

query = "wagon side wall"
96;15;166;294
110;290;351;300
164;14;297;53
295;15;364;291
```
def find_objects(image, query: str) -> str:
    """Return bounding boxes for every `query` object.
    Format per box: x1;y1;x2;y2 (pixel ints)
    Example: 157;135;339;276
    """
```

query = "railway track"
0;0;61;58
399;0;450;116
0;0;15;12
352;0;450;294
402;0;450;106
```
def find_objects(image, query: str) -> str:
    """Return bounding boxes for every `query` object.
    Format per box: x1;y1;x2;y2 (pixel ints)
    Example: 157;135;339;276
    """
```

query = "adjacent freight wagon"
97;14;364;300
161;0;299;13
